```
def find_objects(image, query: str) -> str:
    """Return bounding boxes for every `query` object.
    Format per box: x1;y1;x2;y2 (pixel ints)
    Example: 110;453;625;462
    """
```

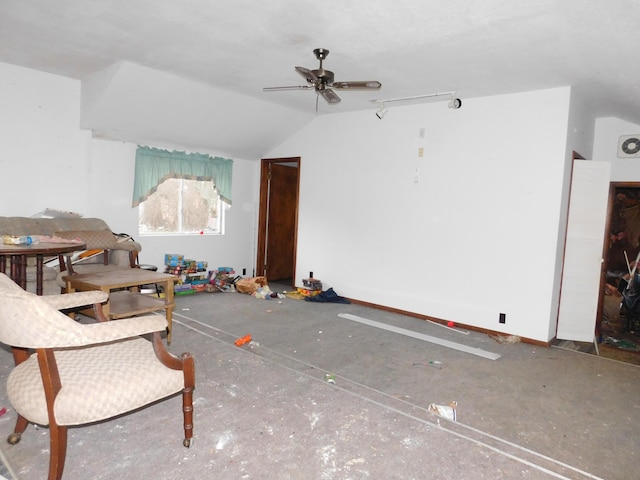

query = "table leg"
10;255;27;289
165;279;175;345
64;280;77;319
0;255;5;274
19;255;27;289
36;254;44;296
101;287;112;318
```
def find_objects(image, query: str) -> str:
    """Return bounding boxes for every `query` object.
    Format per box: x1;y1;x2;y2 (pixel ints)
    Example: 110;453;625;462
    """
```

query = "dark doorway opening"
600;183;640;364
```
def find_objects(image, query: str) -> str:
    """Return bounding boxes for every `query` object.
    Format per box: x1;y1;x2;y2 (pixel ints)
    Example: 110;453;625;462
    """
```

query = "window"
138;178;227;235
132;146;233;236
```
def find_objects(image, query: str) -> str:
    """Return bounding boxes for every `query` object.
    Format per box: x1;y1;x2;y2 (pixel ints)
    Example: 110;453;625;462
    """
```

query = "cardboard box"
164;254;184;266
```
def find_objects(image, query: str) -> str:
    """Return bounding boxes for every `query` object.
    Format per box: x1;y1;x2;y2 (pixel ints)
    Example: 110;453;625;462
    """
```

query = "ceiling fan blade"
318;88;341;104
331;81;382;89
295;66;318;84
263;85;314;92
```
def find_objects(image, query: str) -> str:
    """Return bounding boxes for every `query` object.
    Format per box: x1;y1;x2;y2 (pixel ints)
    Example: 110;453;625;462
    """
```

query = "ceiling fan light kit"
263;48;382;111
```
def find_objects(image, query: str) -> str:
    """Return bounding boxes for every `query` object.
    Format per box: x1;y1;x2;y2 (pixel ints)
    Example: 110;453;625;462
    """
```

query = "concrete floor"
0;284;639;479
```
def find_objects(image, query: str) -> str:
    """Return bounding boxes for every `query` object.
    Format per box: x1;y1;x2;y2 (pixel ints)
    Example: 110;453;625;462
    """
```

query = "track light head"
376;105;388;119
448;98;462;109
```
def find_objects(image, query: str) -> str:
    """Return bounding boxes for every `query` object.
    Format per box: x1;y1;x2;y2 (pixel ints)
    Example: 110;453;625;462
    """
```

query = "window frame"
138;177;228;237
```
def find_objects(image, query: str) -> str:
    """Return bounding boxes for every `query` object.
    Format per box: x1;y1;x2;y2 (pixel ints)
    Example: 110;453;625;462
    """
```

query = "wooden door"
256;158;300;283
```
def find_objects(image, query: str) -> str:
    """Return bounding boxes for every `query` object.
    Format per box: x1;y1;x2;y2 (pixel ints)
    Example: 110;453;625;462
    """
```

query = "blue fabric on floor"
304;287;350;304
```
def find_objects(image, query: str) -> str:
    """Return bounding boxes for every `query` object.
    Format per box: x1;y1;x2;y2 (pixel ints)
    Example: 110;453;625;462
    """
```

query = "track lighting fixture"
448;97;462;109
376;105;388;119
371;91;462;115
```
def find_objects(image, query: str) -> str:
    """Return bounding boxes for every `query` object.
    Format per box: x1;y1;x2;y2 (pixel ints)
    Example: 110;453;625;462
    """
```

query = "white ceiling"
1;0;639;158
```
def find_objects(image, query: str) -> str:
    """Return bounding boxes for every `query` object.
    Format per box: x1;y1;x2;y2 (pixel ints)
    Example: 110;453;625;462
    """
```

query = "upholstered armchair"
0;273;195;480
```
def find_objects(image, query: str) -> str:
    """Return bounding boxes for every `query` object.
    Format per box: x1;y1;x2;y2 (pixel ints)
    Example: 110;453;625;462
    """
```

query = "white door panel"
557;160;610;341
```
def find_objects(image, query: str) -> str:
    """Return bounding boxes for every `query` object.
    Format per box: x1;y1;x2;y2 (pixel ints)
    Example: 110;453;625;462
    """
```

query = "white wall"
0;62;259;273
0;62;92;216
266;88;573;342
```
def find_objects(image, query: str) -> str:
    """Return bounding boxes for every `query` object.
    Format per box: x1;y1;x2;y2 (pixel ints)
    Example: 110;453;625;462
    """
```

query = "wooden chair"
0;273;195;480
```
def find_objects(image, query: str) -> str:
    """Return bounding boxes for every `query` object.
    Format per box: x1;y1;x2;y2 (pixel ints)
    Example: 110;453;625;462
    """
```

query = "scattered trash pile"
160;256;350;302
603;336;638;351
208;267;239;293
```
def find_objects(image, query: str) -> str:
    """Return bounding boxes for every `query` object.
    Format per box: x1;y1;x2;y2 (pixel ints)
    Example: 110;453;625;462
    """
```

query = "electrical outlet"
499;313;506;324
309;271;314;278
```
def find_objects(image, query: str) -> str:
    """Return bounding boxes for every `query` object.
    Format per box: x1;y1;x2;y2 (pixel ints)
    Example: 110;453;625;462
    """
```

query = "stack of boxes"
298;278;322;297
183;259;209;292
163;254;209;294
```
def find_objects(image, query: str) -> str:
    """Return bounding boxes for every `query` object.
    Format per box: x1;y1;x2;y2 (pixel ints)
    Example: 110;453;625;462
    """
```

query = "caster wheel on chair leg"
183;438;192;448
7;432;21;445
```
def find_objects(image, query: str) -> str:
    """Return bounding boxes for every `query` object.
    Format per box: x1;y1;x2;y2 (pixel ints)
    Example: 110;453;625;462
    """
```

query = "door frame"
256;157;300;285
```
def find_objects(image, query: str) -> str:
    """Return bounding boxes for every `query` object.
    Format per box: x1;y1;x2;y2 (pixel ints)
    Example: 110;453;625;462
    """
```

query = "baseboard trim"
347;297;551;348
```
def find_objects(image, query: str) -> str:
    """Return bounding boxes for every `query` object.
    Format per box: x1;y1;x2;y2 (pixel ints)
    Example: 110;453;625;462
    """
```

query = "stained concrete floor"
0;283;639;479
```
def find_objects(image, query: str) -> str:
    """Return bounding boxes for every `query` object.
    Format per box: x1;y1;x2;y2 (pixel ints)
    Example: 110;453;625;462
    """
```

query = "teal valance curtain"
132;146;233;207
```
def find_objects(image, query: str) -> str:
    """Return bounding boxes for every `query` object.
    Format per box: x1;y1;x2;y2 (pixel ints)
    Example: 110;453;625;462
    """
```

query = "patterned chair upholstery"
0;273;195;480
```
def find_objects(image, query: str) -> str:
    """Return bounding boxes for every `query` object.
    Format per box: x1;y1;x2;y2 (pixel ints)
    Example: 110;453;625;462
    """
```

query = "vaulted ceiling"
1;0;638;158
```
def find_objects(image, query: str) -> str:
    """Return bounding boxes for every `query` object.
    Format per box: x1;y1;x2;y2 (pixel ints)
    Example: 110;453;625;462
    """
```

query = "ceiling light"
372;91;462;110
448;97;462;109
376;105;388;119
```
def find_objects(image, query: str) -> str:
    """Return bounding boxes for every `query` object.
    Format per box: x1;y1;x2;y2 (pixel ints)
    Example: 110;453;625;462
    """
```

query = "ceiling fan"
263;48;382;110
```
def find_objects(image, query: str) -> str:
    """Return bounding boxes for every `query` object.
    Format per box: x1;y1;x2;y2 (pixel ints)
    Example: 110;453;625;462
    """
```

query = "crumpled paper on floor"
428;401;457;421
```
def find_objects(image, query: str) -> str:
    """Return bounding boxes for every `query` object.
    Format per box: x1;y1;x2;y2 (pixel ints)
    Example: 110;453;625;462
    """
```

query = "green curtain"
132;146;233;207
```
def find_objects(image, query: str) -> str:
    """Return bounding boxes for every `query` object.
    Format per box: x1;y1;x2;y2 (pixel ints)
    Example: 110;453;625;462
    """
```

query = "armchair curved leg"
7;414;29;445
48;423;68;480
182;387;194;447
151;334;195;448
182;354;195;448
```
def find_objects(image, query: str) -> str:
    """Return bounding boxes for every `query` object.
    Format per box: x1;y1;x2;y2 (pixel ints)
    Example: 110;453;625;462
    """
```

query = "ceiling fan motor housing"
312;69;334;85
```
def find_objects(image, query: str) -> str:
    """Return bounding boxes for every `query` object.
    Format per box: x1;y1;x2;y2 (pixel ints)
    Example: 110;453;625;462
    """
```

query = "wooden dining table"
0;241;86;295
